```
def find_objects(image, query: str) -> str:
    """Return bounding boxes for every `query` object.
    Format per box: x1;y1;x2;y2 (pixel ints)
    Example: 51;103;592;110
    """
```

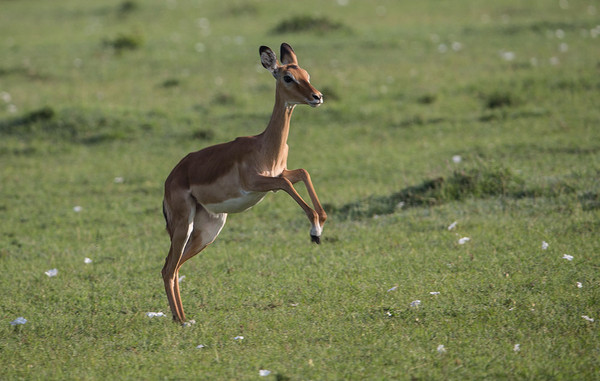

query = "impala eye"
283;75;294;83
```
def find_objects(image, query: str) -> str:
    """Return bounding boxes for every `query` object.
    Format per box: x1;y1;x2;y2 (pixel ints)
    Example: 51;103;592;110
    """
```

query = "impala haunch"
162;43;327;323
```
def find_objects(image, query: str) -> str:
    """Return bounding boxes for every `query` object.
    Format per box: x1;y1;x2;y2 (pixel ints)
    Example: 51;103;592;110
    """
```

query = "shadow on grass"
326;166;584;220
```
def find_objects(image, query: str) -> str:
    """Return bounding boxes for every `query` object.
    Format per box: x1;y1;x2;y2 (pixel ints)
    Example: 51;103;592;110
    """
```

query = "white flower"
451;42;462;51
113;177;124;184
458;237;470;245
196;344;205;349
541;241;549;250
146;312;166;318
582;315;594;322
73;206;82;212
513;344;521;352
452;155;462;163
437;344;446;353
234;336;244;340
84;257;92;264
447;221;458;231
410;300;421;307
387;286;398;292
1;91;11;103
386;311;393;317
182;320;196;327
430;291;440;295
577;282;583;288
45;268;58;277
10;317;27;325
562;254;573;261
501;51;515;61
178;275;186;282
259;370;272;377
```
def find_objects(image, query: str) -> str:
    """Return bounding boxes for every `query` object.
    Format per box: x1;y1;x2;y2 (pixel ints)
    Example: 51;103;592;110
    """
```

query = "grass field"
1;0;599;379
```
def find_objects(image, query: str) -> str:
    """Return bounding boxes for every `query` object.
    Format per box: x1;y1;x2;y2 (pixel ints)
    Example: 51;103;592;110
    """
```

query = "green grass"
1;0;599;379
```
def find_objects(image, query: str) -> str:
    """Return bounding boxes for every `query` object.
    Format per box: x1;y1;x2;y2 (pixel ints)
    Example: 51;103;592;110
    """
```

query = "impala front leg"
281;168;327;228
247;174;323;244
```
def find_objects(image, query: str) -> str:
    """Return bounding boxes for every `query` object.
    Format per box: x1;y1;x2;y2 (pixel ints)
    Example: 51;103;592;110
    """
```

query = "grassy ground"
1;0;599;379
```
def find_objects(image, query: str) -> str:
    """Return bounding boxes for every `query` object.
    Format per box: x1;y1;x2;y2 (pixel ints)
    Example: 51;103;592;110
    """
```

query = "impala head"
260;43;323;107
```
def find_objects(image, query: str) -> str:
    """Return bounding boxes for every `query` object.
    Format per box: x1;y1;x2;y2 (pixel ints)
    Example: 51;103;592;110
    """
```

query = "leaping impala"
162;43;327;323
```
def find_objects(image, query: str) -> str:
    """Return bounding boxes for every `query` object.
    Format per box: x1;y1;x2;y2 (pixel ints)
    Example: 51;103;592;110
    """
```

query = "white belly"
203;191;267;214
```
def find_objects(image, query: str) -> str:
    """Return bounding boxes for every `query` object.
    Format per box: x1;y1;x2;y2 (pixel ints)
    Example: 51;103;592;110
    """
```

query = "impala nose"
312;93;323;103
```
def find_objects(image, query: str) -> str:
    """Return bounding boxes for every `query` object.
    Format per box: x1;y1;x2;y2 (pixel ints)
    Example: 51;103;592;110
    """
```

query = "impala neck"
260;87;295;160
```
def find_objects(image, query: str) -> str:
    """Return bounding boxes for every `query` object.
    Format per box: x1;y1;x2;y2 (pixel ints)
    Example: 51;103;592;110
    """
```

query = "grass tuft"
117;0;138;16
483;91;518;109
103;33;143;53
271;15;347;34
329;166;530;219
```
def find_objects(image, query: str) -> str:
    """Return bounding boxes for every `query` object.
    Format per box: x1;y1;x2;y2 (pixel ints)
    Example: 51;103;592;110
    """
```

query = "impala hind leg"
162;200;196;322
169;206;227;323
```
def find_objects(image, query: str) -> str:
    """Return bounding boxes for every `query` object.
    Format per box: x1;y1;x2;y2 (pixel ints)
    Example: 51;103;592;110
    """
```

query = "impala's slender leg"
281;168;327;227
162;200;196;322
247;174;323;243
170;207;227;321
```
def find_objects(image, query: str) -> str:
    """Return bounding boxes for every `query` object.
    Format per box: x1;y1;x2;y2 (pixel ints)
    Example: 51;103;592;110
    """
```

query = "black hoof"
311;235;321;244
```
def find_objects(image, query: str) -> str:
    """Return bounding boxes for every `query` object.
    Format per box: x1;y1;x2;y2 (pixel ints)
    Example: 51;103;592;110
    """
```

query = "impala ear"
260;46;278;77
280;43;298;65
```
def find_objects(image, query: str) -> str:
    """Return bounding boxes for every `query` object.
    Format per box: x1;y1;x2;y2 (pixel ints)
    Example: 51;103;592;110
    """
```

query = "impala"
162;43;327;323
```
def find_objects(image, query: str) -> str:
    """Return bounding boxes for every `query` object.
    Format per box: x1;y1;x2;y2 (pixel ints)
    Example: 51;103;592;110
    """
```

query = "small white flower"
195;42;206;53
513;344;521;352
582;315;594;322
410;300;421;307
447;221;458;230
437;344;446;353
387;286;398;292
234;336;244;340
73;206;82;213
577;282;583;288
541;241;549;250
10;317;27;325
501;51;515;61
430;291;440;295
84;257;92;264
452;155;462;164
1;91;11;103
196;344;205;349
146;312;166;318
559;43;568;52
458;237;470;245
451;42;462;51
113;177;124;184
386;311;393;317
178;275;186;282
562;254;573;261
45;268;58;277
555;29;565;39
182;320;196;327
259;370;272;377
